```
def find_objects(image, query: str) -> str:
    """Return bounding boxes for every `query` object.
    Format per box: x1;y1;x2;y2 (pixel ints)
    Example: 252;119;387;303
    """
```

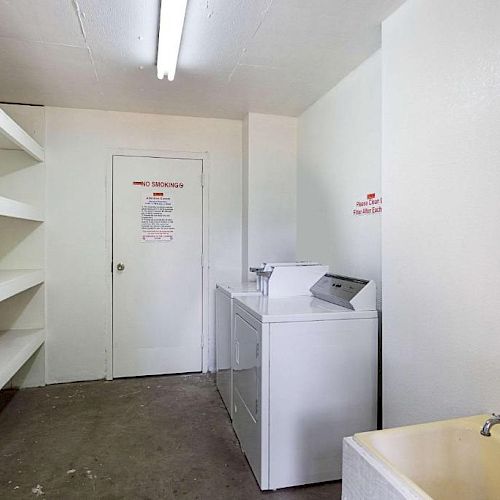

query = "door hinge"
255;399;259;415
201;253;204;268
200;172;205;187
256;344;260;359
111;261;113;273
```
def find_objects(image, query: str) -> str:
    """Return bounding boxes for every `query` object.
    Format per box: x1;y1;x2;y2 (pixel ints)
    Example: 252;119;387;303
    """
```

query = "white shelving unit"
0;329;45;389
0;195;44;222
0;109;44;162
0;105;46;390
0;270;45;303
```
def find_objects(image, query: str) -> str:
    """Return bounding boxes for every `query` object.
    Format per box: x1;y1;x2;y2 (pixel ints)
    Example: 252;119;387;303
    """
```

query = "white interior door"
112;155;203;378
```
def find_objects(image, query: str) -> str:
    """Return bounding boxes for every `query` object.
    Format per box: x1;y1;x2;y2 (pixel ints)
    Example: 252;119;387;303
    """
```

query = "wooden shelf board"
0;329;45;389
0;270;44;303
0;109;44;162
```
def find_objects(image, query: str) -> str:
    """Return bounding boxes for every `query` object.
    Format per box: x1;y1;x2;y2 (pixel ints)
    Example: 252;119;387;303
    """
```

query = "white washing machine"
231;274;378;490
215;282;261;419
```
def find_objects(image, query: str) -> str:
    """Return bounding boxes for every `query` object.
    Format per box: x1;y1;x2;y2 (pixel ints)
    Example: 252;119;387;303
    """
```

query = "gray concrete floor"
0;374;342;499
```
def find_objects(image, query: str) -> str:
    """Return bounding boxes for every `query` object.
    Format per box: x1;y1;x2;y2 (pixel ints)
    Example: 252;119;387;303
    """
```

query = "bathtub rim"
343;437;430;499
352;414;492;499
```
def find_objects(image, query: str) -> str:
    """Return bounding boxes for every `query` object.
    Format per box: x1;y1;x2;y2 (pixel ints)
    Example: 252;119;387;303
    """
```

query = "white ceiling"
0;0;405;119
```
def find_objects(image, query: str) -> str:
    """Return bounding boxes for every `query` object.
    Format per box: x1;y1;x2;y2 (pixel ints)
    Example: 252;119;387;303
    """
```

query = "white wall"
242;113;297;279
297;52;382;304
45;107;242;383
382;0;500;427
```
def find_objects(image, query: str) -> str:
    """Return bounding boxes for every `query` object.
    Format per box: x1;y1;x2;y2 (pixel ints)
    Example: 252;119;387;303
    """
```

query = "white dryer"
215;282;261;419
231;274;378;490
215;263;328;420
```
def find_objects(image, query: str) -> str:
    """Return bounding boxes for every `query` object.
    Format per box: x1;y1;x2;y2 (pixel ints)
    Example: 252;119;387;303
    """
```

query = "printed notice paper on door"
141;192;175;241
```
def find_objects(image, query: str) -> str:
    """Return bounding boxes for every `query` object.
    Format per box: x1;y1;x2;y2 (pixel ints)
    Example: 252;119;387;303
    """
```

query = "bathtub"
342;414;500;500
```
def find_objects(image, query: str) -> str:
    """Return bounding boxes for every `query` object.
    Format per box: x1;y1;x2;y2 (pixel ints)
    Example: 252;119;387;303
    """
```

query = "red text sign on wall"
133;180;184;188
353;193;383;216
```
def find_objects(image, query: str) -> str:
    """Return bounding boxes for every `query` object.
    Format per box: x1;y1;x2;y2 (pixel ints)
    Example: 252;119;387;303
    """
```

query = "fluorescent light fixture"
157;0;188;81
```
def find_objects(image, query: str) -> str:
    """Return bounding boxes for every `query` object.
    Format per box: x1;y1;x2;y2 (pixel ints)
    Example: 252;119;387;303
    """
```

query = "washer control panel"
310;274;374;310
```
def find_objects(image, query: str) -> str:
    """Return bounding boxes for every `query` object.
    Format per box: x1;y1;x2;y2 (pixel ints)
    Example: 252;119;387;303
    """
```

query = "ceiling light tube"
157;0;188;81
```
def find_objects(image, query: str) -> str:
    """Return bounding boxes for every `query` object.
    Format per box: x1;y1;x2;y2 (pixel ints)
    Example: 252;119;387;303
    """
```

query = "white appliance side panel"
215;287;232;416
268;318;378;490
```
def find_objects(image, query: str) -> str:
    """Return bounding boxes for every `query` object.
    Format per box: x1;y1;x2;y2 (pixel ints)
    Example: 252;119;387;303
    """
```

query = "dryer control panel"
310;274;376;311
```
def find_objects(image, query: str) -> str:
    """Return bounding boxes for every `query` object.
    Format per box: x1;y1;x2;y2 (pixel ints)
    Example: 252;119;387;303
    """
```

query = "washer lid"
216;282;260;298
234;295;378;323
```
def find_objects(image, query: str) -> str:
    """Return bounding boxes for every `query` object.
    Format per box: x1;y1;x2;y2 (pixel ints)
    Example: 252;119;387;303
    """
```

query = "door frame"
105;148;210;379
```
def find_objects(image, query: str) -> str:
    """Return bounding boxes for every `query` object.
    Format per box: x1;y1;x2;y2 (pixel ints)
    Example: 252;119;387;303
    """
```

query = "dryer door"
233;313;260;419
232;307;263;487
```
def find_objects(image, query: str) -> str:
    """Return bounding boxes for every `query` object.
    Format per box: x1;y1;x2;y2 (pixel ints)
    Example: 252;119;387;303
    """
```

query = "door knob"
116;262;125;271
